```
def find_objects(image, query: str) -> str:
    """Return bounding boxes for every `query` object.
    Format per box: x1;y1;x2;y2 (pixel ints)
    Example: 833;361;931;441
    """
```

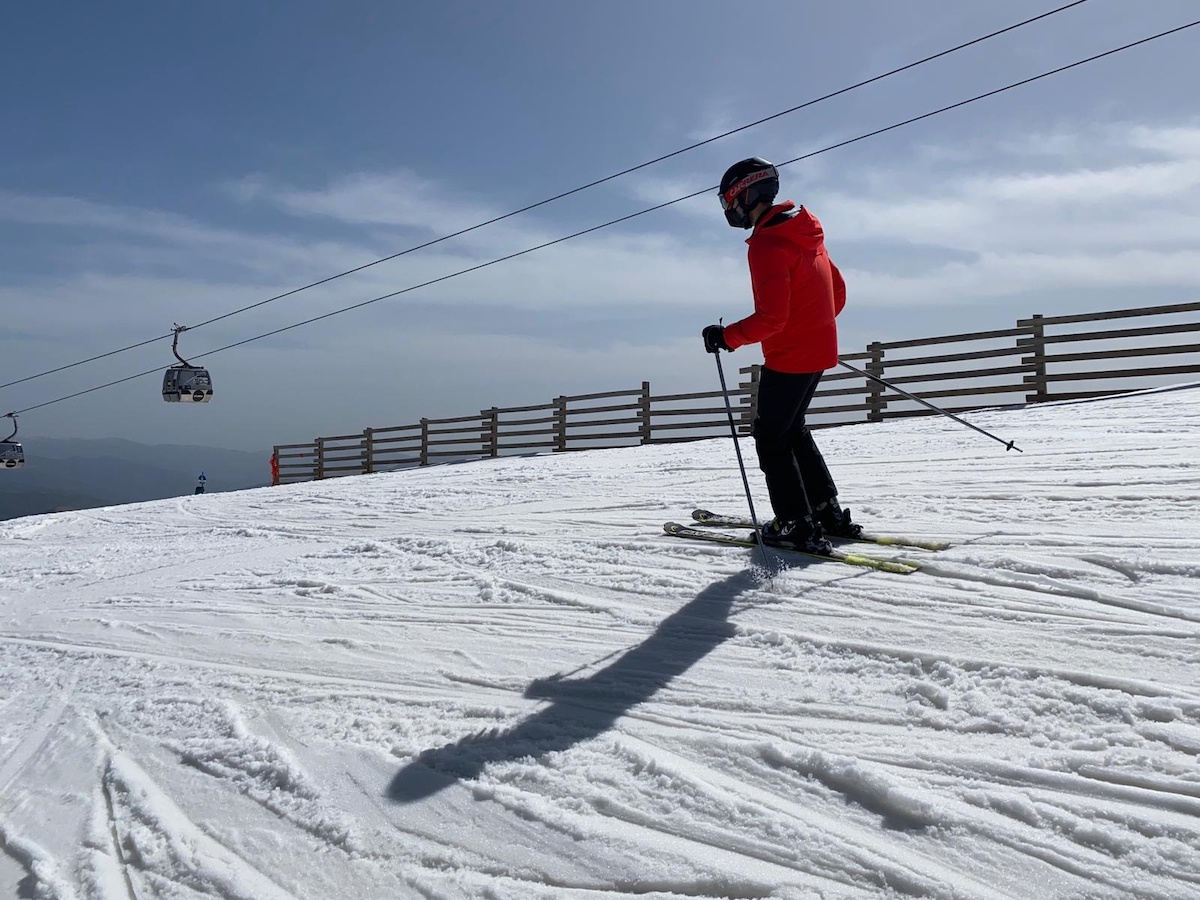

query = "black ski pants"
752;367;837;523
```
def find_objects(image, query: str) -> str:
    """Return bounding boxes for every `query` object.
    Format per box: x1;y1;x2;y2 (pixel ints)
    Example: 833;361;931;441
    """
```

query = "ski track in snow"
1;387;1199;898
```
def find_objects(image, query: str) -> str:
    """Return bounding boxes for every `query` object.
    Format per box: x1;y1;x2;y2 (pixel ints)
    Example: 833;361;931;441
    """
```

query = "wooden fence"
272;299;1200;484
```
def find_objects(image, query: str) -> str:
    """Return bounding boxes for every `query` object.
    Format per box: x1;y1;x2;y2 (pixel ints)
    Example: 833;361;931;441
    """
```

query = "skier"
702;157;862;554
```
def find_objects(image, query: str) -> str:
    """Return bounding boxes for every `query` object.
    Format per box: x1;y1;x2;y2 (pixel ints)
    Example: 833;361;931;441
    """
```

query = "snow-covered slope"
2;386;1198;899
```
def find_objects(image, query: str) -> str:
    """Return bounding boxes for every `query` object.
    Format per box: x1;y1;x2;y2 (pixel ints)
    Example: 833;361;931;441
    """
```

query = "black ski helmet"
719;157;779;229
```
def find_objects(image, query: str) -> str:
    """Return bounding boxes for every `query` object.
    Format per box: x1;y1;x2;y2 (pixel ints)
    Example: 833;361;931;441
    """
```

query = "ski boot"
814;498;864;539
760;516;833;555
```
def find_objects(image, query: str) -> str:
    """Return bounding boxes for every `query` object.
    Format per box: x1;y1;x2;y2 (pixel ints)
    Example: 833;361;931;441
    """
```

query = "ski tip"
864;536;951;552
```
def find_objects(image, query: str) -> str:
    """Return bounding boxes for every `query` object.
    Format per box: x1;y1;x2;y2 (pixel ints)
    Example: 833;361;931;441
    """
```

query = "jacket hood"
747;201;825;249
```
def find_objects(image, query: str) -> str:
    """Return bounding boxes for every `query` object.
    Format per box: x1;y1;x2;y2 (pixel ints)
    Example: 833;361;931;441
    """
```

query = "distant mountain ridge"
0;437;270;521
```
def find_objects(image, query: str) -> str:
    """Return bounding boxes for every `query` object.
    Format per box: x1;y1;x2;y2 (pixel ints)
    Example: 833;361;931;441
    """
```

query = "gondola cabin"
162;365;213;403
0;441;23;470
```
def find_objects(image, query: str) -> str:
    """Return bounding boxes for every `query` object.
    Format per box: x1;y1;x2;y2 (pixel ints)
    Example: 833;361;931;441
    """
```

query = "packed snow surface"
2;386;1199;899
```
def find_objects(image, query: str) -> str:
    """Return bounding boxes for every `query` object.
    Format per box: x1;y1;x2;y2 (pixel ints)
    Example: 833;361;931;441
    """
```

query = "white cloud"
817;122;1200;303
12;123;1200;339
228;170;507;238
0;190;375;281
0;177;749;362
968;159;1200;205
7;120;1200;447
846;249;1200;307
1128;124;1200;157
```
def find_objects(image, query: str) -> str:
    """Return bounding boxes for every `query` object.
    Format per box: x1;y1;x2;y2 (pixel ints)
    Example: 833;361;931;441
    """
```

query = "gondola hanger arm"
171;324;192;367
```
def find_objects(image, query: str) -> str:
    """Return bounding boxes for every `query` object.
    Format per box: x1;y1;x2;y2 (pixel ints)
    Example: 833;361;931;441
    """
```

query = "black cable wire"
10;17;1197;417
0;0;1093;394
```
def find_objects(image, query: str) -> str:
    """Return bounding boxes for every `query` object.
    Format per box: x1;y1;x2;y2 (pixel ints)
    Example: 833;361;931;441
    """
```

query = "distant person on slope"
701;157;862;555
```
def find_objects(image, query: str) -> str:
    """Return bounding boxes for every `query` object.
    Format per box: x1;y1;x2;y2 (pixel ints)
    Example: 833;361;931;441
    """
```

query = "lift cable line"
9;17;1197;419
0;0;1094;395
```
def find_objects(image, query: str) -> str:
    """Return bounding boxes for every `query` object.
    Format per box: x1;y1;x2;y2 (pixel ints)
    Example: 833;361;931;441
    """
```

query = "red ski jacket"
722;202;846;373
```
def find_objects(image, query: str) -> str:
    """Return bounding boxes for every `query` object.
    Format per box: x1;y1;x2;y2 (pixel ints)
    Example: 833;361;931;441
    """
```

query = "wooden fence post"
420;418;429;467
639;381;652;444
1019;313;1049;404
315;438;326;480
866;342;886;422
483;407;499;457
554;396;568;452
363;428;375;474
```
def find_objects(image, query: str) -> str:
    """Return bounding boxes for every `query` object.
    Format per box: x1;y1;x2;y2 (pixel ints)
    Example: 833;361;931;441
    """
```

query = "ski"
691;509;950;552
663;522;920;575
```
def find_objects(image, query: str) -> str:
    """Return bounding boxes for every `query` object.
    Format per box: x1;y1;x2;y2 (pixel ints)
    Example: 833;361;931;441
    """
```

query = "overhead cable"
10;17;1197;416
0;0;1092;393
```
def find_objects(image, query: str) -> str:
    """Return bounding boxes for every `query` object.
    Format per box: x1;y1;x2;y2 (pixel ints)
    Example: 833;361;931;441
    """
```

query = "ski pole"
838;359;1022;452
713;350;774;572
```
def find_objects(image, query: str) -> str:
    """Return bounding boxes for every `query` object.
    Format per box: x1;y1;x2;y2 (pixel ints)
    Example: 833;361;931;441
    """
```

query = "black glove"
702;324;731;354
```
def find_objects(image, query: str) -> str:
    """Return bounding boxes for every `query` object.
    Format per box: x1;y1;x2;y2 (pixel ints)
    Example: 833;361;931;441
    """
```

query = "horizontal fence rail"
272;300;1200;483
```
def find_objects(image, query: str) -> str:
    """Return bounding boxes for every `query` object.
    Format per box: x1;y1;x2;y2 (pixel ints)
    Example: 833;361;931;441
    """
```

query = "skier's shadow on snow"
387;570;759;803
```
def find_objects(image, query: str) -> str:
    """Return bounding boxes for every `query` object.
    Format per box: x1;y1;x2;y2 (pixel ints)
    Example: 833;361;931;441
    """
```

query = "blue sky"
1;0;1198;453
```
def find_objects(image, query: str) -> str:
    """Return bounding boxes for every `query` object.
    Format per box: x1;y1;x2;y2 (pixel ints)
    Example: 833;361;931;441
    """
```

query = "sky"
2;384;1199;897
1;0;1199;452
